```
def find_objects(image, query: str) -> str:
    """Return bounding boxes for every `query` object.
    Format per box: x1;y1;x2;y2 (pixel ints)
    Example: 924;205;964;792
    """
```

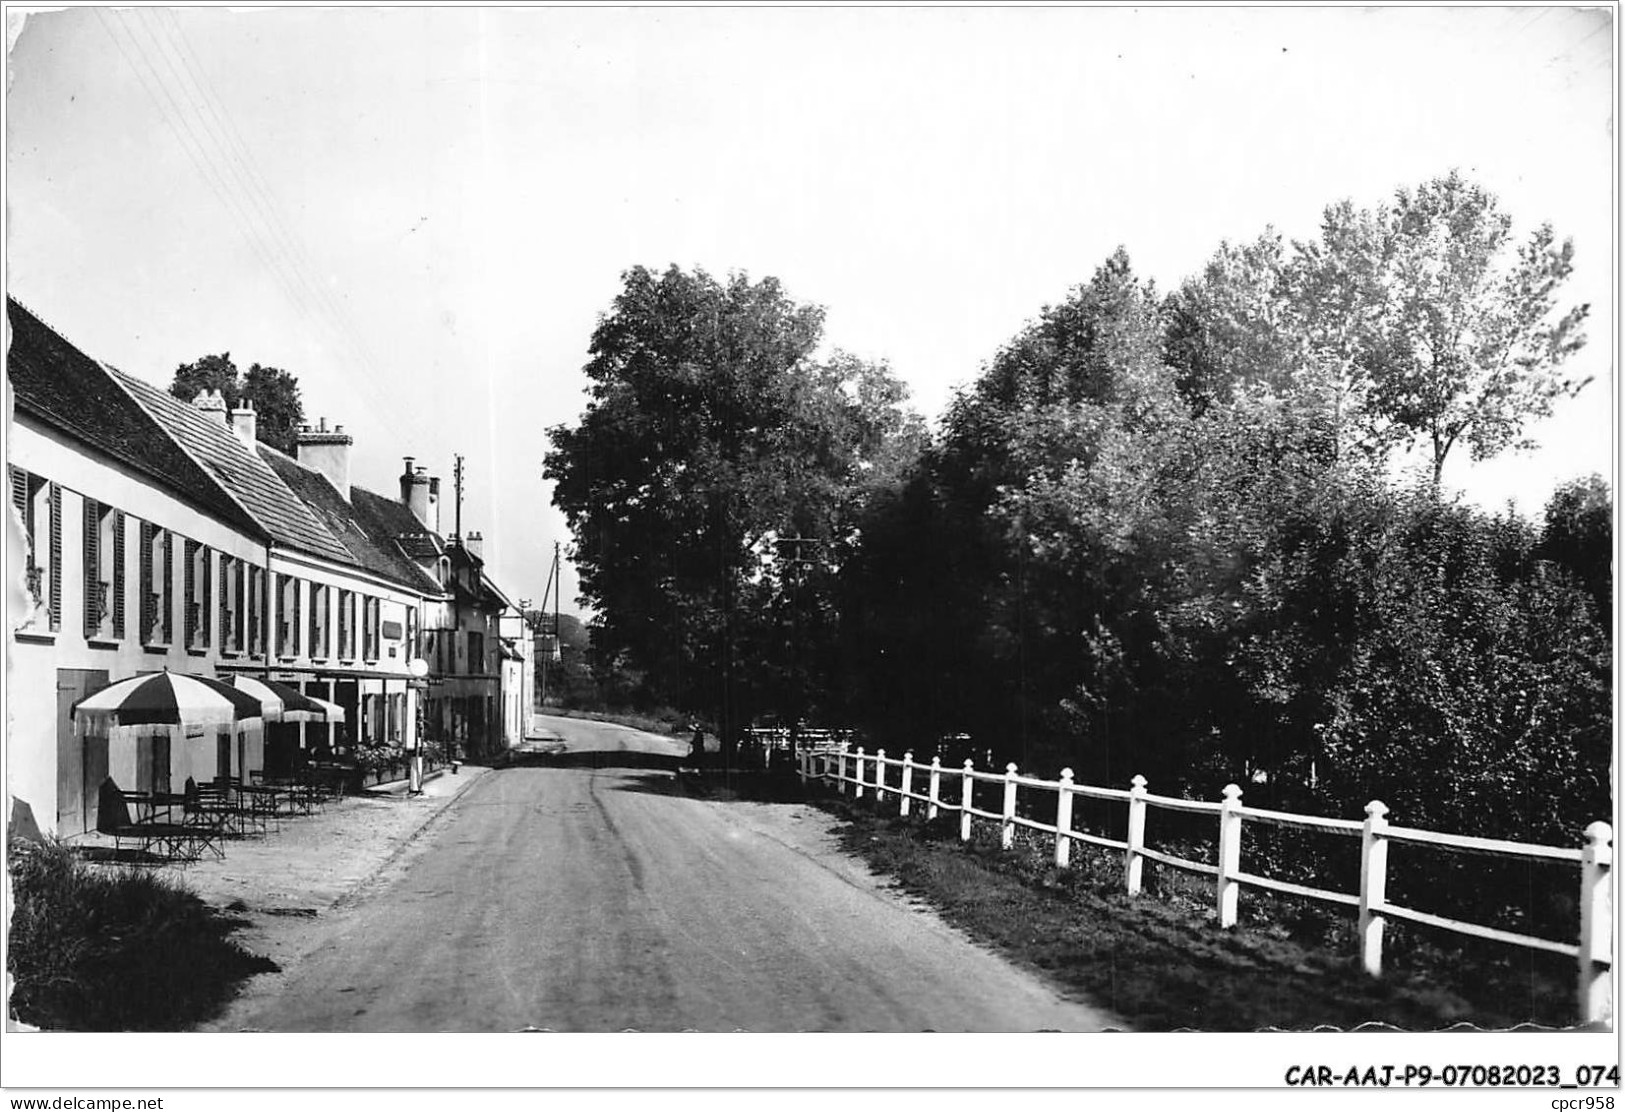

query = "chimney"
464;530;483;560
229;398;257;451
192;388;228;425
401;459;439;532
296;418;353;501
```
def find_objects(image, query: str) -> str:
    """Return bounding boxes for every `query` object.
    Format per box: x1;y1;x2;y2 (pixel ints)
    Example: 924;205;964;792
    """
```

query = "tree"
170;353;240;407
241;363;304;454
1313;172;1592;485
169;354;305;454
544;264;920;741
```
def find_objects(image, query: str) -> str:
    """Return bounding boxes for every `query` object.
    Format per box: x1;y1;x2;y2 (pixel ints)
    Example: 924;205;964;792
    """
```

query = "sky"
3;5;1615;619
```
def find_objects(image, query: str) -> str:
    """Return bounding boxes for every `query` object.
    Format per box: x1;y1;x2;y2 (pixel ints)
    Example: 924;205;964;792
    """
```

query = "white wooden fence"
799;744;1614;1025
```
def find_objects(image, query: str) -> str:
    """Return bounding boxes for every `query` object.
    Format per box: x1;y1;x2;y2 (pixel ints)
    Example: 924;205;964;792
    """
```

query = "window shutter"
293;579;301;657
48;484;61;631
201;547;212;649
161;530;172;642
139;522;154;641
83;498;100;637
220;555;231;648
112;512;125;639
184;540;197;645
309;585;320;657
9;467;31;546
236;561;247;651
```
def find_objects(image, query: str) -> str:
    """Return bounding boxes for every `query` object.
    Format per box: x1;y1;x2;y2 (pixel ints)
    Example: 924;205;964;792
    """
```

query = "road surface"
218;715;1121;1032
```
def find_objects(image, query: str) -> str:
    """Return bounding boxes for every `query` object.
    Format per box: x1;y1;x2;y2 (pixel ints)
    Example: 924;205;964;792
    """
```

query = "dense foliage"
169;352;306;453
549;176;1609;850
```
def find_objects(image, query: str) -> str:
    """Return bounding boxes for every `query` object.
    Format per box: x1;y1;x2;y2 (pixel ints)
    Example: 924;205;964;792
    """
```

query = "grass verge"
717;771;1581;1032
7;839;277;1031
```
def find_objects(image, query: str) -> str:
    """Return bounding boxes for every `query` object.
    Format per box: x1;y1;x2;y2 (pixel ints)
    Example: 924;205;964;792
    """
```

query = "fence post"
960;759;974;842
1126;775;1148;896
854;747;866;799
875;749;887;803
1579;821;1613;1025
1216;783;1243;928
797;744;808;786
1055;768;1075;868
1002;763;1019;851
1358;800;1390;977
900;752;914;817
838;743;850;795
928;756;941;821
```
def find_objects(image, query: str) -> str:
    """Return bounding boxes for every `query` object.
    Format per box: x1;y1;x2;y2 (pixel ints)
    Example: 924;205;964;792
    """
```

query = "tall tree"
241;363;304;454
1313;172;1592;484
170;353;240;407
545;264;919;739
169;354;305;454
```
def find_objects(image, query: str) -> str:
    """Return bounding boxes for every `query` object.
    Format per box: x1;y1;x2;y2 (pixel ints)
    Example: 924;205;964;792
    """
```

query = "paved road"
222;715;1120;1032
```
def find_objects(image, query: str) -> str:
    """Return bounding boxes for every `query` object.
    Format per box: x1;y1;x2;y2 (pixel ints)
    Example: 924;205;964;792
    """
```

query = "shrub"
7;839;276;1030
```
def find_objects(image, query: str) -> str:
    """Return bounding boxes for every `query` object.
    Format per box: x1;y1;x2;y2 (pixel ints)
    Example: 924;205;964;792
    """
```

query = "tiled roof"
6;298;263;536
118;372;354;564
259;447;443;597
350;485;448;597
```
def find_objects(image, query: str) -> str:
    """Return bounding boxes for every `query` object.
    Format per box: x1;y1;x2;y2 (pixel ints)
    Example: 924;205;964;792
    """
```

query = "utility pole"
538;542;560;708
452;454;465;542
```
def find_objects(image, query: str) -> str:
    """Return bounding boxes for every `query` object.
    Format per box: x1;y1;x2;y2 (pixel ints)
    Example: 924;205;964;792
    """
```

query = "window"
246;564;264;657
406;605;418;661
219;555;236;652
277;574;301;658
139;522;172;644
184;540;211;650
309;583;330;659
468;631;484;675
82;499;121;640
337;589;355;660
363;597;381;661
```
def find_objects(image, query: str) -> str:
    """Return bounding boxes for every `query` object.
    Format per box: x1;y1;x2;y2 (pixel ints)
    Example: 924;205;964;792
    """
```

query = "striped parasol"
227;675;346;723
71;669;266;739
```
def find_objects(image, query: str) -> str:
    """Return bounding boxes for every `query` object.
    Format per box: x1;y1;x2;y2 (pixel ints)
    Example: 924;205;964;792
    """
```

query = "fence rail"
799;744;1613;1025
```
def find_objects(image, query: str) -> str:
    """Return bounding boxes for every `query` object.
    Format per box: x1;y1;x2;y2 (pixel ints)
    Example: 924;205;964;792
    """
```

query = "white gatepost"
1358;800;1390;977
1216;783;1243;928
927;757;942;821
1002;763;1019;851
960;760;975;842
1579;821;1614;1025
1055;768;1075;868
854;747;866;799
797;745;808;786
1126;775;1148;896
875;749;887;803
838;744;850;795
899;752;914;817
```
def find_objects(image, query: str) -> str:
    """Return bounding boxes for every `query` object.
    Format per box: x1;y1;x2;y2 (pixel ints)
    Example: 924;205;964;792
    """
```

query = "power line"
96;9;440;455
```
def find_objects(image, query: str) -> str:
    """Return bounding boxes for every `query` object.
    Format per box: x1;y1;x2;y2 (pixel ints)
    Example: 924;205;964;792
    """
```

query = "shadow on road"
503;748;815;806
505;748;686;773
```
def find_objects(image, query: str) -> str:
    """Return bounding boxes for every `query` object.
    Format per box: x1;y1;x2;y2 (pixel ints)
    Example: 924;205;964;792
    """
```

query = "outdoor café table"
235;783;287;830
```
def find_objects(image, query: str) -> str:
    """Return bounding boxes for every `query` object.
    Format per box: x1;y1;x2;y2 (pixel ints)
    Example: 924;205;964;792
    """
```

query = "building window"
219;554;235;651
468;631;484;675
406;605;418;661
363;597;381;661
246;564;264;657
139;522;172;645
337;589;354;660
82;499;120;640
309;583;330;660
277;574;301;658
184;540;211;650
